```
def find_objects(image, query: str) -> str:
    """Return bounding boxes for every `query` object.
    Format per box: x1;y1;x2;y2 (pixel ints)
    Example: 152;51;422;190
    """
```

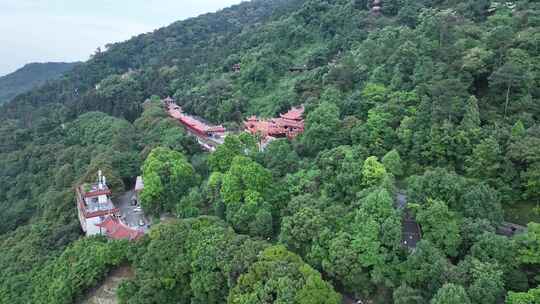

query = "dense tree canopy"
140;147;198;216
1;0;540;303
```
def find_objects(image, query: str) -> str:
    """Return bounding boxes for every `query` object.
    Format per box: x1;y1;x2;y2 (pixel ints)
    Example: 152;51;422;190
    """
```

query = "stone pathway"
80;266;134;304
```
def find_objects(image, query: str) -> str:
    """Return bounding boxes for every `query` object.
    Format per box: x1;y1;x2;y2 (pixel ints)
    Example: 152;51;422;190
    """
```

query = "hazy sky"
0;0;244;76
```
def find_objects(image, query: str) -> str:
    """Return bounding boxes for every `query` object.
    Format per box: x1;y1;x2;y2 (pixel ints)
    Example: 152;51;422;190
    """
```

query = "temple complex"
76;171;145;241
164;96;304;151
244;105;305;145
96;216;144;241
76;171;119;236
164;97;226;149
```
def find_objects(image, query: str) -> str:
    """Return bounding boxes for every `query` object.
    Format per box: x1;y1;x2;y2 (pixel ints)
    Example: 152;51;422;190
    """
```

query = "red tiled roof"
85;208;119;219
280;106;304;121
169;109;183;120
84;189;112;198
206;125;226;133
97;216;144;241
180;115;209;134
244;106;305;140
167;103;226;136
273;118;304;129
76;187;119;219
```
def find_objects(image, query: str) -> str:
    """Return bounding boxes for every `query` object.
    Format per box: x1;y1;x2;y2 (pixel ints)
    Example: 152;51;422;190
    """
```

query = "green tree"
228;245;341;304
511;120;526;139
382;149;404;178
352;106;397;156
416;199;461;257
403;241;452;297
430;284;471;304
467;259;505;304
316;145;364;201
208;135;244;173
522;163;540;203
516;223;540;265
507;286;540;304
407;168;467;211
259;139;300;177
176;187;204;218
393;284;426;304
465;137;504;189
302;102;341;156
362;156;389;188
32;238;128;304
279;207;326;256
360;83;389;115
489;61;531;118
460;96;481;130
461;184;504;224
221;156;273;237
140;147;198;215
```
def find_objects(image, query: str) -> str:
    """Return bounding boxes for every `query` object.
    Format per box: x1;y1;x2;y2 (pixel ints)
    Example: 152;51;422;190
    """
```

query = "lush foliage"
0;62;78;104
2;0;540;303
140;147;198;216
117;217;340;304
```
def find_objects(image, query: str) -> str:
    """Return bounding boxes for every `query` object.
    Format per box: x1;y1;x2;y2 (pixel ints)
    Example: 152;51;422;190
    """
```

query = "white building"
76;171;119;236
135;175;144;203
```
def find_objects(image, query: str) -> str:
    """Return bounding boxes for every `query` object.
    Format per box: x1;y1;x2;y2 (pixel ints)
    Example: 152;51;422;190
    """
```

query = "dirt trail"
79;266;134;304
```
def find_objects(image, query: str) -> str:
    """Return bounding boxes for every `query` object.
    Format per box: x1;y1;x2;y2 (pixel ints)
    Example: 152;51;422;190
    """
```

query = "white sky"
0;0;244;76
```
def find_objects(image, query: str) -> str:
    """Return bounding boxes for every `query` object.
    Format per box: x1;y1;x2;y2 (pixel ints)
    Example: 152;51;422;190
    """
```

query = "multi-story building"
76;171;119;236
244;105;305;144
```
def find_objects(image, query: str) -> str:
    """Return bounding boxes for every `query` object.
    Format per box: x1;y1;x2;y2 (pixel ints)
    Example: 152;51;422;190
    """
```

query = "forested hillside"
1;0;540;303
0;62;78;104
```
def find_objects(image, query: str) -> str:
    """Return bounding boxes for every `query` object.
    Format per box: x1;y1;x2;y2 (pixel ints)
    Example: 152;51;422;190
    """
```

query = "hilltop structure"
135;175;144;204
76;171;145;241
164;96;304;151
96;216;144;241
164;97;226;151
244;105;305;146
76;171;119;236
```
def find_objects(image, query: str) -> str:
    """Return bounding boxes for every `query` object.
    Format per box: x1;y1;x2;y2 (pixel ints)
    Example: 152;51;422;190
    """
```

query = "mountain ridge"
0;62;79;104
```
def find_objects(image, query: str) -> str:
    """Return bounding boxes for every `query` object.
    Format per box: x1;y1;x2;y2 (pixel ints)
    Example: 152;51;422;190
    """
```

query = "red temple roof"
84;189;112;198
76;186;119;219
167;102;226;136
280;106;304;121
206;125;226;133
244;105;305;140
97;216;144;241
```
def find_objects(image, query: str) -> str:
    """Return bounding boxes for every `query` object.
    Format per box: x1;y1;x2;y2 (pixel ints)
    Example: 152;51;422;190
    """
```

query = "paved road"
116;191;150;232
396;193;407;209
395;193;422;250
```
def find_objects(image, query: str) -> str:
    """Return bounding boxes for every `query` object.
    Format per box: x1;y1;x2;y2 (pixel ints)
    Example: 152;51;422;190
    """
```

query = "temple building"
165;98;226;140
76;171;146;241
76;171;119;236
244;106;305;146
135;175;144;204
96;217;144;241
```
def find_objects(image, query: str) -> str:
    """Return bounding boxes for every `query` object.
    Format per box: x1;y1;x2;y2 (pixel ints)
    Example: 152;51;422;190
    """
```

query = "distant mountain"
0;62;78;104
